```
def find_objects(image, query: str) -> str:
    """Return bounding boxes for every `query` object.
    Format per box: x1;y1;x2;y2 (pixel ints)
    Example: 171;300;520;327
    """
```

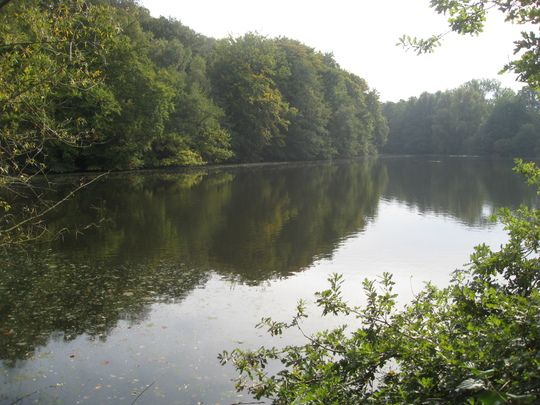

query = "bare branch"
1;171;109;237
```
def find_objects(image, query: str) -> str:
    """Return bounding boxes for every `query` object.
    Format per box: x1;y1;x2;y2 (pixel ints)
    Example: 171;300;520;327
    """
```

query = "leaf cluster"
399;0;540;91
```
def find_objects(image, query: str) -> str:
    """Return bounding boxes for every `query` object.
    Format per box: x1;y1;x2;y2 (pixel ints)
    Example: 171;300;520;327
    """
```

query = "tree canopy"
0;0;387;173
383;80;540;156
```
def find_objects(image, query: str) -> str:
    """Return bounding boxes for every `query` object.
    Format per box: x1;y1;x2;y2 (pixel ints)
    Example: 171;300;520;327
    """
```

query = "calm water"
0;157;537;404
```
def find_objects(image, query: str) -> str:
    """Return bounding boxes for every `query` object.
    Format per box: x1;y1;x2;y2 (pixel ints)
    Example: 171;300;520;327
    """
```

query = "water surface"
0;157;536;404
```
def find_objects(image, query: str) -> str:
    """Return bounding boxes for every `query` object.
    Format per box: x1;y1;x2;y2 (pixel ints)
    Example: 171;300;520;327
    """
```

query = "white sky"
140;0;527;102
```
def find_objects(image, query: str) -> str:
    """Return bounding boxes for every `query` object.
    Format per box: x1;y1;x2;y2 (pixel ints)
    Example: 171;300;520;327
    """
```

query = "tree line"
383;80;540;157
0;0;388;174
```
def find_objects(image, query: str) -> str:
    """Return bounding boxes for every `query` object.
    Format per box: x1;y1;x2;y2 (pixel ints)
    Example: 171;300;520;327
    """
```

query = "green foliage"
220;161;540;404
399;0;540;92
211;34;293;162
1;1;386;172
0;0;121;244
210;34;387;162
273;38;332;160
383;80;540;156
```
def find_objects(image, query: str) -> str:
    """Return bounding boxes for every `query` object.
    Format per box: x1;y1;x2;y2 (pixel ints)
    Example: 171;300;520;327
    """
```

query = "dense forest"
0;0;388;173
2;0;539;180
383;80;540;156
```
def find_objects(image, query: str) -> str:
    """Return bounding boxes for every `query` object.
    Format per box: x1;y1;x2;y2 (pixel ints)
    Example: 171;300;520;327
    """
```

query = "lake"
0;156;537;404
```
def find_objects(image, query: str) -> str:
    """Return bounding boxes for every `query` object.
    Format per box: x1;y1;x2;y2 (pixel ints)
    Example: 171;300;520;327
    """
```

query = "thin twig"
230;402;265;405
2;171;109;235
9;384;62;405
130;381;156;405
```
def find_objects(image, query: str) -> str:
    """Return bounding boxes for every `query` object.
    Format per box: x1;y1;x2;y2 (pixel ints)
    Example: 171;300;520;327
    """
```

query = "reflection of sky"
1;198;512;404
303;199;506;303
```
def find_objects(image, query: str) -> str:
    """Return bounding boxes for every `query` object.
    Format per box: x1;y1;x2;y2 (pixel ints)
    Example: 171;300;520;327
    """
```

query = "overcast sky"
140;0;526;102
